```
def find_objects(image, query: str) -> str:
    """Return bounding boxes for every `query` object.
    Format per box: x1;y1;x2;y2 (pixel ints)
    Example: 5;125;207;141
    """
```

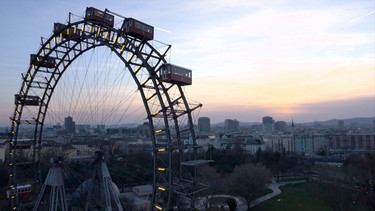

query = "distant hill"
301;117;374;127
211;117;374;128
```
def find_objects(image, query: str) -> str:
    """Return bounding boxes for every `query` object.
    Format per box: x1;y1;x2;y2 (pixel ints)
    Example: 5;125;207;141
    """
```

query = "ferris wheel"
7;7;206;210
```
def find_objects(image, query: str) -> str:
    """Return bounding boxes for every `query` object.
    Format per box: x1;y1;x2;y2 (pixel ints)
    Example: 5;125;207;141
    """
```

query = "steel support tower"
84;151;123;211
33;157;67;211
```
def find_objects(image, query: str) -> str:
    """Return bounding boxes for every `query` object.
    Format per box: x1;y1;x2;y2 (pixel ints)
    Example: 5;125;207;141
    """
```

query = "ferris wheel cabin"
10;139;32;149
14;94;40;106
85;7;114;27
54;23;81;40
159;63;192;86
30;54;56;68
7;185;32;199
122;18;154;41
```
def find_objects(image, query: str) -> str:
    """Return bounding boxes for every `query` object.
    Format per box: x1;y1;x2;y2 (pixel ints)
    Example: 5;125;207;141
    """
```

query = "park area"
200;181;373;211
253;182;372;211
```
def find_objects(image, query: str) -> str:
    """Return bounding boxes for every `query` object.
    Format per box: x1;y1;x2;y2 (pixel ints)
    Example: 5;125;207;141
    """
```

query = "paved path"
196;178;307;211
249;178;281;208
250;178;307;208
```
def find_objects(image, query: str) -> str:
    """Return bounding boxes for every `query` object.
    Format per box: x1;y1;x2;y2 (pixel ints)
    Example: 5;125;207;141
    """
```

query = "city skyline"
0;0;374;126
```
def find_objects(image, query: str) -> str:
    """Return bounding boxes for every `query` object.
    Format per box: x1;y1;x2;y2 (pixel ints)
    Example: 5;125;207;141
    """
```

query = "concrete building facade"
198;117;211;133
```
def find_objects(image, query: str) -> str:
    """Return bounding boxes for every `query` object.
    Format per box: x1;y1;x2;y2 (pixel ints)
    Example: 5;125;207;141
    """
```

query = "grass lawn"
252;183;334;211
260;187;273;196
253;182;372;211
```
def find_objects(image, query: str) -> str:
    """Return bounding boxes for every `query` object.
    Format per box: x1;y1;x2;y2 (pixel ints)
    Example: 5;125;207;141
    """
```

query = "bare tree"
199;165;222;194
195;165;222;209
314;164;348;210
224;163;272;210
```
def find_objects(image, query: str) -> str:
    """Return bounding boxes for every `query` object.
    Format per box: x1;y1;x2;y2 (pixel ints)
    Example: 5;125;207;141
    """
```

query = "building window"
343;137;348;149
351;136;355;148
365;135;372;148
358;136;363;148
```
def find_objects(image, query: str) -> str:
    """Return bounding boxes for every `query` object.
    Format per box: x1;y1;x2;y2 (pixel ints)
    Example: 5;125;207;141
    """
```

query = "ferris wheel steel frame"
7;8;203;211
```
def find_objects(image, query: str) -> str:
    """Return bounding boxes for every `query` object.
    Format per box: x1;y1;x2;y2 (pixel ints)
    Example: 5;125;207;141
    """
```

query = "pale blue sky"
0;0;374;125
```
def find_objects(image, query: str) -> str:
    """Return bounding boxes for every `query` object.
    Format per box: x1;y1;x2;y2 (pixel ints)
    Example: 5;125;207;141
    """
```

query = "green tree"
211;149;248;174
344;153;375;208
226;197;237;211
0;164;8;188
0;164;10;210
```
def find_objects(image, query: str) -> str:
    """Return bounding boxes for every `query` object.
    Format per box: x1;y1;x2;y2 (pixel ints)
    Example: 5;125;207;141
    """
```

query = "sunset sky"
0;0;374;126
